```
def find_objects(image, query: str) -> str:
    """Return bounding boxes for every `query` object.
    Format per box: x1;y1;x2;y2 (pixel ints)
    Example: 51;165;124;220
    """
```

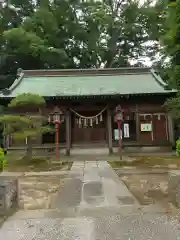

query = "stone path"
51;161;139;209
0;161;180;240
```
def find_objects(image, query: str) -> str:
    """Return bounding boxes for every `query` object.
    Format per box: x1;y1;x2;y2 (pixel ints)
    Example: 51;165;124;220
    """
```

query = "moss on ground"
108;155;180;168
3;152;73;172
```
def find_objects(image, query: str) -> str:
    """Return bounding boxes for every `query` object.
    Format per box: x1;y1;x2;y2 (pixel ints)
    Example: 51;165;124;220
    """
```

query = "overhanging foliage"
165;97;180;119
8;93;45;108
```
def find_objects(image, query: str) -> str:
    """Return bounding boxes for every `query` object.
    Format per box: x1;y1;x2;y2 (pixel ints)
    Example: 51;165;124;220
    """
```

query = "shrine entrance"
71;107;107;144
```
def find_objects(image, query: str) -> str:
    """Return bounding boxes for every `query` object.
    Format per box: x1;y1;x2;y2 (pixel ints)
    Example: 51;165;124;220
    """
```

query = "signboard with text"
124;123;129;138
140;123;152;132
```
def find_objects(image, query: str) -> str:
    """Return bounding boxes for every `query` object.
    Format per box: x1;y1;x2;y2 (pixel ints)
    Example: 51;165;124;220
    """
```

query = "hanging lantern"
53;114;60;123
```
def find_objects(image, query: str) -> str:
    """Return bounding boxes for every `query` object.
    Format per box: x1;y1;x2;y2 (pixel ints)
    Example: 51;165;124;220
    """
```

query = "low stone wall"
0;178;18;215
168;170;180;207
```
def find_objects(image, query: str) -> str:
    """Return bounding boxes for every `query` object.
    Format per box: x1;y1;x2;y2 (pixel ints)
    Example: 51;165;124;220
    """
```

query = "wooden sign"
141;123;152;132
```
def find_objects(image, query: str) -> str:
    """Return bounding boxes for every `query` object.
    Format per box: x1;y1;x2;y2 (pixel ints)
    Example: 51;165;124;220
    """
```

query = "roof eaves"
24;72;152;78
53;91;176;98
150;68;175;91
0;70;24;96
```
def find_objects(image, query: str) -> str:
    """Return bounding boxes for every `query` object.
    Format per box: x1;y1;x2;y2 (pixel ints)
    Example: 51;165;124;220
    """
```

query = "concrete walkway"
0;161;180;240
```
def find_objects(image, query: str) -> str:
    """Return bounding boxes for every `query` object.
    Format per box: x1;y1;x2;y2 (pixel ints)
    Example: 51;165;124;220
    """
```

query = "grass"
3;151;73;172
108;155;180;168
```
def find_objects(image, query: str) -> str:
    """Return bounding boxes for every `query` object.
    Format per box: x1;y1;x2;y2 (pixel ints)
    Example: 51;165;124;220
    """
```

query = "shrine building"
0;67;177;154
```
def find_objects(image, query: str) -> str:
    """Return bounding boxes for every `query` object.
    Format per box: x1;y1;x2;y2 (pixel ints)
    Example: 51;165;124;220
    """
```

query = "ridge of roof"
22;67;151;77
23;67;151;72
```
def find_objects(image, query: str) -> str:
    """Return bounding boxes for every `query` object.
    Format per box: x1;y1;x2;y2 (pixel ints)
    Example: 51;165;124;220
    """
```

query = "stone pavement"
0;161;180;239
51;161;139;209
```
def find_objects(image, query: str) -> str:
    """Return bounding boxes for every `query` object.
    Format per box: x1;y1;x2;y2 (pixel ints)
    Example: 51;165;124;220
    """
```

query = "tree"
0;0;36;89
0;93;53;160
1;0;166;72
161;0;180;90
165;97;180;119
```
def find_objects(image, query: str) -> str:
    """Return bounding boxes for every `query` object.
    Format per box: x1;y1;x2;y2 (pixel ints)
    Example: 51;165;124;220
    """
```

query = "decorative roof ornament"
17;68;23;76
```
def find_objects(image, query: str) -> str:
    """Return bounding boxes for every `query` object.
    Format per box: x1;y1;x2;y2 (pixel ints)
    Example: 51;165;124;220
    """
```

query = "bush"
176;139;180;156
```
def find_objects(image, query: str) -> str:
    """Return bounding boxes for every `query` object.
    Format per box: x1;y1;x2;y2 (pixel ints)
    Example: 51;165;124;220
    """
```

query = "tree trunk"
26;136;33;161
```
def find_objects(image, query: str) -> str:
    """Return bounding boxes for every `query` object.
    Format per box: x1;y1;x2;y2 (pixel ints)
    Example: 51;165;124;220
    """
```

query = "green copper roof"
0;68;177;98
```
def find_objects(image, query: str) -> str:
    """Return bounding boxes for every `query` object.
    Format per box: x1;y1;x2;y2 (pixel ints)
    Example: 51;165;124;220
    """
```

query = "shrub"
176;139;180;156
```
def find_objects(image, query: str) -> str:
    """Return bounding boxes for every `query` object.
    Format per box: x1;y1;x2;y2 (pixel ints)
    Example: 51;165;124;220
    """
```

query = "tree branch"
115;0;124;14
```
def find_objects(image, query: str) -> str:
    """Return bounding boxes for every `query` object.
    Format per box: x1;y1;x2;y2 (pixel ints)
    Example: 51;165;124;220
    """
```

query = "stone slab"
168;170;180;207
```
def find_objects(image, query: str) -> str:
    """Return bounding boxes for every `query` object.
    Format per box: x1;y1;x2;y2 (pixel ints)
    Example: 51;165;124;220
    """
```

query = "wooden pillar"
66;109;71;156
135;105;140;141
150;113;154;142
38;109;42;145
167;114;175;145
107;107;113;154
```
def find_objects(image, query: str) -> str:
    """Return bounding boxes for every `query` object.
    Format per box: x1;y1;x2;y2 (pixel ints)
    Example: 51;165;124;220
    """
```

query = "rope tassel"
90;118;93;127
96;117;98;124
84;118;87;127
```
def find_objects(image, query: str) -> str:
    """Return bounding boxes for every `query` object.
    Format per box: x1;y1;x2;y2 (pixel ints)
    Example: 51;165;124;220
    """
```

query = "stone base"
0;178;18;215
168;170;180;207
123;146;172;153
8;145;172;156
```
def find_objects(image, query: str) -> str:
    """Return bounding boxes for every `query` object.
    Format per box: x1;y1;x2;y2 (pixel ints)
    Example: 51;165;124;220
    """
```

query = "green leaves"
161;0;180;91
3;27;46;56
0;0;166;71
165;96;180;119
0;94;53;142
8;93;45;108
0;115;32;124
11;126;54;140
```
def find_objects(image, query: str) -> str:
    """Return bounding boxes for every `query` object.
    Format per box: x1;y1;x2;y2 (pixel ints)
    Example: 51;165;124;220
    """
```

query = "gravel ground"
19;175;67;210
117;172;169;206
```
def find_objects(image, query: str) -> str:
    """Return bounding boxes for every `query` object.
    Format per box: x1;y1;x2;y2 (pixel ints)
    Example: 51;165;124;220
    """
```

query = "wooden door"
153;114;168;143
139;114;153;144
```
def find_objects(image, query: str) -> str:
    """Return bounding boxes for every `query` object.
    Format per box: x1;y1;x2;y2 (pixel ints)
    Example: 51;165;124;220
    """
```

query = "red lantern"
115;105;124;160
48;108;64;161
